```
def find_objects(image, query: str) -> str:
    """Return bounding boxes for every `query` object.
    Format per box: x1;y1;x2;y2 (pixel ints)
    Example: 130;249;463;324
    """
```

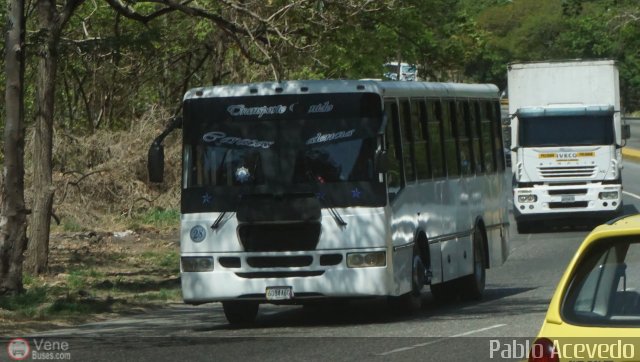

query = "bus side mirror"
376;150;389;173
622;124;631;140
148;143;165;183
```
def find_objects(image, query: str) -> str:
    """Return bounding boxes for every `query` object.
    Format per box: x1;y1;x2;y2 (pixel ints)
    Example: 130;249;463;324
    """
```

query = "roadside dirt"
0;228;181;336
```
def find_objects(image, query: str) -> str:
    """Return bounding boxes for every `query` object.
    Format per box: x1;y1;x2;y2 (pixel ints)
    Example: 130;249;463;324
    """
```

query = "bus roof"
184;80;500;101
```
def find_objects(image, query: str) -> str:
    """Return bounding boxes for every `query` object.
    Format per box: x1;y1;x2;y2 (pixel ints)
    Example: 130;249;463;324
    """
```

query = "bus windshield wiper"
305;170;347;227
211;211;231;229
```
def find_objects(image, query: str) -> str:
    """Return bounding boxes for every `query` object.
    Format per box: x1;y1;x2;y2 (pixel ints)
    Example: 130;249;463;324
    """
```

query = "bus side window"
479;101;495;173
492;101;506;171
455;100;473;176
399;100;416;184
427;100;446;178
466;101;483;174
443;100;460;178
411;99;431;180
384;100;404;191
471;101;485;173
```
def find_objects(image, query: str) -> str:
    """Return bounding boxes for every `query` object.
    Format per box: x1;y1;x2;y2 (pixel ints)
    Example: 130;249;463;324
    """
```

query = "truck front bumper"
513;183;623;221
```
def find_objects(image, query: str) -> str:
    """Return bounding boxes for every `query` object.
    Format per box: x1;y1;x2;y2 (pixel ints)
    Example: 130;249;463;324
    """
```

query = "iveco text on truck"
508;60;630;233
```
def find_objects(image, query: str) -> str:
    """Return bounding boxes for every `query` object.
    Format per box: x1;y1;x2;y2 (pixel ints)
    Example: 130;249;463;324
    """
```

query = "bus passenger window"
443;101;460;177
426;100;445;178
479;101;495;173
399;100;416;183
384;101;404;191
411;99;431;180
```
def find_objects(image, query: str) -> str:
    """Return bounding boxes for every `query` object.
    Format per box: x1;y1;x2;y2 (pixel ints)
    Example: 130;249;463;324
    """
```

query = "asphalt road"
4;122;640;362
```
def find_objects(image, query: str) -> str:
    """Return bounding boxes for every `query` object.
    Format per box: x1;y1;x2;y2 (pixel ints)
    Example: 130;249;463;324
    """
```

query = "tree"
1;0;28;294
24;0;389;274
26;0;85;274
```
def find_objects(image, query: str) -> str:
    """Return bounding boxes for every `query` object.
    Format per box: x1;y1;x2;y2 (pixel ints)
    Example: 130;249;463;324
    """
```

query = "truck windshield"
181;92;385;212
519;115;614;147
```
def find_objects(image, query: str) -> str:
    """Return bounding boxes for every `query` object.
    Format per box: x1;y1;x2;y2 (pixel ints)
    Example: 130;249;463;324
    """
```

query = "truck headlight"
181;256;214;272
347;251;386;268
517;194;537;203
598;191;619;200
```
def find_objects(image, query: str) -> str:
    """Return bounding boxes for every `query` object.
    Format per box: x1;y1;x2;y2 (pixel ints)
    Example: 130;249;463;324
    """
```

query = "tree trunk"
26;0;58;274
1;0;28;295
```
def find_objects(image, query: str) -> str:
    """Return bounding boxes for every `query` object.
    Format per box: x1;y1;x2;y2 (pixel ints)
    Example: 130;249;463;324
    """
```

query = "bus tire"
460;228;486;301
389;242;424;313
222;301;259;325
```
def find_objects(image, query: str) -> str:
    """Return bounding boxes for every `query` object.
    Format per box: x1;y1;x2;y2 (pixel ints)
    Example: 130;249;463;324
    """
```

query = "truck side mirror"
148;143;165;183
622;124;631;140
375;150;389;173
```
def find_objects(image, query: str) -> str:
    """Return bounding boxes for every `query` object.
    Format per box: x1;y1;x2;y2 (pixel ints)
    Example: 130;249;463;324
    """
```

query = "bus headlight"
599;191;619;200
517;194;537;203
181;256;214;272
347;251;386;268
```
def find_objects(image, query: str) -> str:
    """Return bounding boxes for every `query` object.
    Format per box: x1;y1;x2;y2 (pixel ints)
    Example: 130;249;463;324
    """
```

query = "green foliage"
136;208;180;228
141;250;180;273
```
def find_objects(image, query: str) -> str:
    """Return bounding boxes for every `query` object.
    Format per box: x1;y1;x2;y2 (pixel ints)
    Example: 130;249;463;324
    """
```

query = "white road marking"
376;324;507;356
623;190;640;201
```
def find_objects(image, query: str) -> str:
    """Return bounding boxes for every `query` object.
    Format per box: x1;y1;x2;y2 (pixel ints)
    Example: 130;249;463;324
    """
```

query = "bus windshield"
181;93;385;211
519;115;614;147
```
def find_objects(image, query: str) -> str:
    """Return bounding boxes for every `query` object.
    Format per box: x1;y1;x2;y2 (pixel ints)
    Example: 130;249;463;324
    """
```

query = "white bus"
148;80;511;325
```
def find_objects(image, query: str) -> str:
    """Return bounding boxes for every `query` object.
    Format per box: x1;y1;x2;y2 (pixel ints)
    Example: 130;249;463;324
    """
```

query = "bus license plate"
561;195;575;203
266;286;293;301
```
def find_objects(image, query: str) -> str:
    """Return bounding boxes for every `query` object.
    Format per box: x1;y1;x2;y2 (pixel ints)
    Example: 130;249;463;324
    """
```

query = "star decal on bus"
351;187;362;199
202;192;213;204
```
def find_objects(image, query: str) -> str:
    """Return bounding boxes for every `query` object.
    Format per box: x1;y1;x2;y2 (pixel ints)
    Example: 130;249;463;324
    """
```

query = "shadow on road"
194;286;539;332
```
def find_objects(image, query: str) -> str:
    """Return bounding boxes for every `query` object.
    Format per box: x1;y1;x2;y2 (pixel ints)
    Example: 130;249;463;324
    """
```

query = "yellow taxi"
529;213;640;362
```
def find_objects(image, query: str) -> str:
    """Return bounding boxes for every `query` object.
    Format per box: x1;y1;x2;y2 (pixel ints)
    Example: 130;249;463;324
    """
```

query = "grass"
136;208;180;228
0;233;181;330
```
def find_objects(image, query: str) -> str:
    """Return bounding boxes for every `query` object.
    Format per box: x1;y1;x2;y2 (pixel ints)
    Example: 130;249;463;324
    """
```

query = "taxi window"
562;237;640;327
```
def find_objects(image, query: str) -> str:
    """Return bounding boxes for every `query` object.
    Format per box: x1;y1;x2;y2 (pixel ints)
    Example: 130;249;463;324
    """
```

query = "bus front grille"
246;256;313;268
238;222;321;251
235;271;324;279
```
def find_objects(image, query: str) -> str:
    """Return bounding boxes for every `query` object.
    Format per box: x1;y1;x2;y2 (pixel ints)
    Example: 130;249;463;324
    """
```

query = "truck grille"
538;165;596;179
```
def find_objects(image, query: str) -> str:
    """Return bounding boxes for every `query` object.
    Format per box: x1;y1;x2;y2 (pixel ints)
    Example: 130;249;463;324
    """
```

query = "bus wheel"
389;243;424;312
222;301;259;325
460;228;486;301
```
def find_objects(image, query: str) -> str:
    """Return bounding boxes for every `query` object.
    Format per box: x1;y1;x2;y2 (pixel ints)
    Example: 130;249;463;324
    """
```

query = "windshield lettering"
306;129;356;145
202;131;274;149
308;101;334;114
227;104;287;118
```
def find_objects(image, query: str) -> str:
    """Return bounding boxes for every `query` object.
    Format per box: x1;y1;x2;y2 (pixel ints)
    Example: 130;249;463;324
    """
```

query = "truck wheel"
222;301;259;325
460;228;486;301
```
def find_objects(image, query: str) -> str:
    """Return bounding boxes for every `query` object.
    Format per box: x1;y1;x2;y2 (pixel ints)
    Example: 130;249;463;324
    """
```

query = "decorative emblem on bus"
227;104;287;118
190;225;207;243
234;166;251;183
306;129;356;145
202;131;274;149
308;101;334;114
351;187;362;199
201;192;213;204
